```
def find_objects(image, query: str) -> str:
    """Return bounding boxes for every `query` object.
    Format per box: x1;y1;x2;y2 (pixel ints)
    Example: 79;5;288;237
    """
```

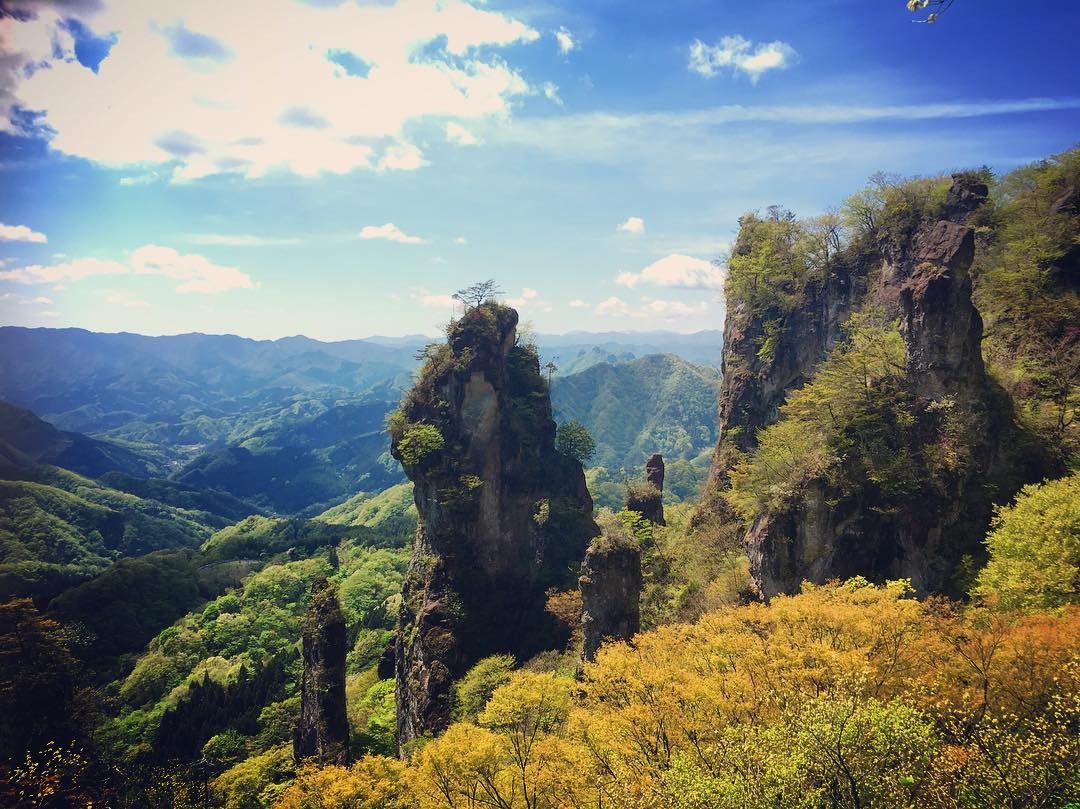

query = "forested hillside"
1;150;1078;808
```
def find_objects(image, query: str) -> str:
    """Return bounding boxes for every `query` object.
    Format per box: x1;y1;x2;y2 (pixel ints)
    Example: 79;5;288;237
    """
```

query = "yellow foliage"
274;757;415;809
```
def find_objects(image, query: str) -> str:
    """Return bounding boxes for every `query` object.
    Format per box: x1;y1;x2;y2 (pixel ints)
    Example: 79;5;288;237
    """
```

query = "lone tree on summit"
453;279;503;311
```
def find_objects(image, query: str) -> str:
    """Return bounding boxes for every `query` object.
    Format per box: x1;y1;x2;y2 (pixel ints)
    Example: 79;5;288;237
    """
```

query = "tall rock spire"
390;302;598;750
294;577;349;766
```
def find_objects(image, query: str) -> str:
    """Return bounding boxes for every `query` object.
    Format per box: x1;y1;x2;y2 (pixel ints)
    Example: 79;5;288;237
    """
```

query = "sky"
0;0;1077;340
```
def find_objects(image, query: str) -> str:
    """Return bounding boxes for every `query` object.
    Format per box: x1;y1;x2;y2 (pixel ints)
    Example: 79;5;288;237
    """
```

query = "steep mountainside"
551;353;720;469
0;463;223;602
390;303;598;747
0;401;159;478
174;401;403;515
698;162;1073;598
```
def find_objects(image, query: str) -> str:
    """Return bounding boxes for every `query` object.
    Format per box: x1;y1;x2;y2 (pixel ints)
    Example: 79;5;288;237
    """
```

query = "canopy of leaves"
974;471;1080;611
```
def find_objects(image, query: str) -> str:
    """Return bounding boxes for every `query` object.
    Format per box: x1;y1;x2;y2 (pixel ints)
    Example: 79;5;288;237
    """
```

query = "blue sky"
0;0;1077;339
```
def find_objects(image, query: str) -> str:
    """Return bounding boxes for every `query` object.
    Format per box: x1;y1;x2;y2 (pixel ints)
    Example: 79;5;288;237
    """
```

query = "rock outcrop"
701;174;1053;598
579;535;641;662
625;453;665;525
391;303;598;749
294;577;349;765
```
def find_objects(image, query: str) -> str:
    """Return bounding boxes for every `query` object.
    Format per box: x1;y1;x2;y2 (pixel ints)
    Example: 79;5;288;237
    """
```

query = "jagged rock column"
294;577;349;765
391;303;598;750
626;453;666;525
579;536;641;662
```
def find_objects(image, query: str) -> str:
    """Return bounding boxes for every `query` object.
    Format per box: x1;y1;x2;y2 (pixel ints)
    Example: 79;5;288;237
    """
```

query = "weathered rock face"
626;453;666;525
392;303;598;749
704;175;1054;598
294;577;349;765
579;537;641;663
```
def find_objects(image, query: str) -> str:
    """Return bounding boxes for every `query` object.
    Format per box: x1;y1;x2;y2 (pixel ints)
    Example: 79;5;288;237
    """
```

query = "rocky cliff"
390;303;598;748
700;174;1054;598
294;577;349;765
579;534;641;662
625;453;666;525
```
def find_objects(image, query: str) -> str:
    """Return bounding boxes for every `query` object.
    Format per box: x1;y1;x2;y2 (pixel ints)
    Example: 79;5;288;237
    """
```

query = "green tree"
973;472;1080;611
556;421;596;466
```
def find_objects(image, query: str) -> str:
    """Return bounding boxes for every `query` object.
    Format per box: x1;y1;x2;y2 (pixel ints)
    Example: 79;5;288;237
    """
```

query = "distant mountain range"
0;325;724;519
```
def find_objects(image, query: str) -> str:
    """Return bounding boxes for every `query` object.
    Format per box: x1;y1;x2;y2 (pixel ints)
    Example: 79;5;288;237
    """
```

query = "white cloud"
0;245;253;293
555;27;576;55
358;223;425;244
594;296;644;318
130;245;254;293
616;254;725;290
185;233;302;246
521;287;538;300
445;122;479;146
616;216;645;235
119;171;163;186
0;223;47;243
31;296;53;305
689;35;797;83
101;289;151;308
4;0;540;179
567;299;588;308
421;293;457;309
645;299;708;317
0;292;53;305
0;257;128;285
542;82;562;106
454;236;468;245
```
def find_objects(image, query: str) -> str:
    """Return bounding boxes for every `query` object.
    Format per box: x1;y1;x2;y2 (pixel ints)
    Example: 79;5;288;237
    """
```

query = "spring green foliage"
725;315;911;521
551;354;721;469
394;424;445;467
316;482;417;539
555;420;596;465
974;472;1080;610
972;148;1080;464
0;466;219;601
452;654;517;721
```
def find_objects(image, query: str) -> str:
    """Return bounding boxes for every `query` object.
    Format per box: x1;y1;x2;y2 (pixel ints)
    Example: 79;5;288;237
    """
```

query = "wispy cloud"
0;246;254;294
101;289;151;308
358;223;426;244
445;122;479;146
555;27;577;55
689;35;797;83
185;233;302;247
0;223;47;243
616;216;645;235
542;82;563;106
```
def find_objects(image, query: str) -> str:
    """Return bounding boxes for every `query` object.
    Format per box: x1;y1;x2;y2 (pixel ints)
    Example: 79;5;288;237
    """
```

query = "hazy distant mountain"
550;353;721;469
0;401;158;478
537;329;723;371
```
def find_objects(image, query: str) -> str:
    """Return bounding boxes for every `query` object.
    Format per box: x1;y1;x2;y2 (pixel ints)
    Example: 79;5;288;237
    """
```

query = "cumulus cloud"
688;35;797;82
0;245;254;293
130;245;254;293
3;0;541;179
358;223;425;244
644;299;708;317
0;223;48;243
616;253;725;290
445;121;479;145
555;27;576;54
616;216;645;235
594;296;643;318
